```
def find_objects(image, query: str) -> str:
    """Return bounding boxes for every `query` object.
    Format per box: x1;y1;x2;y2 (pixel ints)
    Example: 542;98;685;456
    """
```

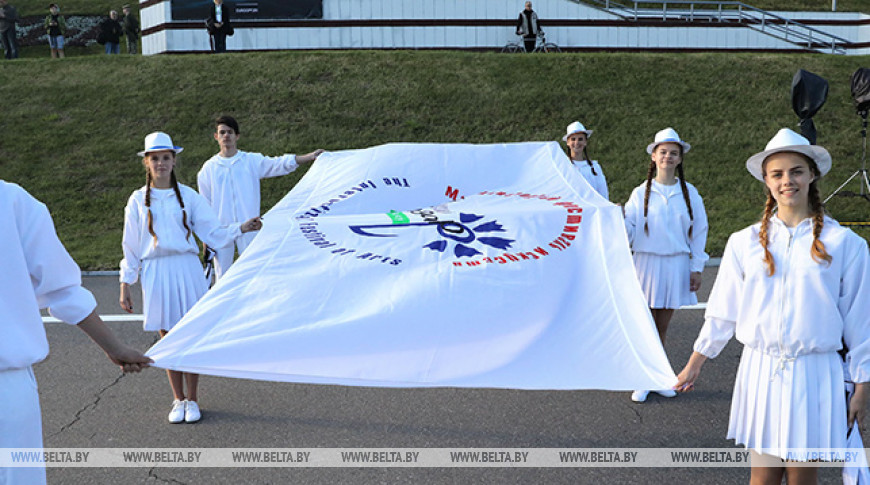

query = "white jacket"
694;216;870;382
623;179;709;272
0;181;96;370
119;184;241;285
197;150;298;252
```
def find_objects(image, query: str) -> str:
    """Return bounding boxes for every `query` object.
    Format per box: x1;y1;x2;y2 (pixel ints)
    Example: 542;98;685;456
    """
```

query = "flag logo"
350;208;515;258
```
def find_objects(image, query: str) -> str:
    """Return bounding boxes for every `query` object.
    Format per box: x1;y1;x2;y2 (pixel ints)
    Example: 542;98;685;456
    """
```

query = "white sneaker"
168;400;186;423
185;400;201;423
655;389;677;398
631;390;649;403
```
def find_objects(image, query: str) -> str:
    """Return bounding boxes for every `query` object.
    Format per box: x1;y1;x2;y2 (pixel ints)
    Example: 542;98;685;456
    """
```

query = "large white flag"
147;142;677;390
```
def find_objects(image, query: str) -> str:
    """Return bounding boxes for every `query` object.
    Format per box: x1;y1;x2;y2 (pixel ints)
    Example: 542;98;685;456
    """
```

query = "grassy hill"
0;50;868;269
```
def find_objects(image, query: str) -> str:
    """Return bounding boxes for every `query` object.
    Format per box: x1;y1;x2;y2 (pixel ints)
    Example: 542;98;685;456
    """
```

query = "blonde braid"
676;163;694;239
758;191;776;277
170;171;192;242
642;159;655;235
808;180;832;266
145;171;157;247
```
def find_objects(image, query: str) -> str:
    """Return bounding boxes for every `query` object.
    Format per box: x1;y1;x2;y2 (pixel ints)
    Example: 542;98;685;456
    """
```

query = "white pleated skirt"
632;252;697;309
728;346;847;460
140;253;208;332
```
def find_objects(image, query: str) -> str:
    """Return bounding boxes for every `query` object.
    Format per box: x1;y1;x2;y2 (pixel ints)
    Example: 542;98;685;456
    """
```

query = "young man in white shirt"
197;115;324;279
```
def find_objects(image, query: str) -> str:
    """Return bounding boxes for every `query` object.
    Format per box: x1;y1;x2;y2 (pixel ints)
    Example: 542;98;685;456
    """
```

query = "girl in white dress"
563;121;608;199
119;132;262;424
675;128;870;484
623;127;708;403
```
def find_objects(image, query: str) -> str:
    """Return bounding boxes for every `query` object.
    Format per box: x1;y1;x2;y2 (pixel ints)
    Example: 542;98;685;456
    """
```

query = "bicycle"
501;37;525;53
532;32;561;53
501;32;560;53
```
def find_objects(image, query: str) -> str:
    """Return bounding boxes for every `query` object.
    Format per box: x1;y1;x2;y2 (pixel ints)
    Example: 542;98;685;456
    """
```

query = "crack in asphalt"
48;373;127;438
50;335;159;438
624;402;643;423
148;467;188;484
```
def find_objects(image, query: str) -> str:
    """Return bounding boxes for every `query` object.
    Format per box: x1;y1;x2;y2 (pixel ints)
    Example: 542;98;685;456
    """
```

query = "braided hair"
582;147;597;176
676;163;695;239
145;171;157;244
757;191;777;276
643;145;694;238
757;155;831;276
170;171;192;242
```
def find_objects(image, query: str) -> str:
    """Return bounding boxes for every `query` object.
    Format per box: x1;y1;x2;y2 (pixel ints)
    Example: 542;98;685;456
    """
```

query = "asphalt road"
34;269;842;484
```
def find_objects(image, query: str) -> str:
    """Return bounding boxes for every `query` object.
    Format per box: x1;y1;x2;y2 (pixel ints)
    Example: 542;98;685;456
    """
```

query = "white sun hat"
745;128;831;182
562;121;593;141
646;127;691;154
138;131;184;157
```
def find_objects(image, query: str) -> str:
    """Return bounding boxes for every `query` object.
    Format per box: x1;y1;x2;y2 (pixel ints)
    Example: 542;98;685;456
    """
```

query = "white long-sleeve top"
570;159;609;200
694;216;870;382
1;181;97;370
119;184;242;285
623;178;709;272
197;150;298;251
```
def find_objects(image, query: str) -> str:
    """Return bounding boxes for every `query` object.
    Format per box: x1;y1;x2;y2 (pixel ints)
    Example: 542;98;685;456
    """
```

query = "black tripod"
824;111;870;203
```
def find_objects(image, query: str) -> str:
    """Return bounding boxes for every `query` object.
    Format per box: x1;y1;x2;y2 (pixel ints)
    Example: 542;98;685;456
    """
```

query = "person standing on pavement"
197;116;324;280
0;0;19;59
675;128;870;484
623;127;708;403
120;131;262;424
0;179;150;485
121;4;139;54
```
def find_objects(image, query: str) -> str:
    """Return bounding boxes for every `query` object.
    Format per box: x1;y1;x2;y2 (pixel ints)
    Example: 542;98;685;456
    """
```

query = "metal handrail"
579;0;850;54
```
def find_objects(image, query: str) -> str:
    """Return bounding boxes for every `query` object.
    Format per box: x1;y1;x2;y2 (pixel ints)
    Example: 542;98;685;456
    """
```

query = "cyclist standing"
516;1;541;53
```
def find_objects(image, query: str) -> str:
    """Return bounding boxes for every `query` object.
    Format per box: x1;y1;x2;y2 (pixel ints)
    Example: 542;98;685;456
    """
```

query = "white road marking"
679;303;707;310
43;314;143;323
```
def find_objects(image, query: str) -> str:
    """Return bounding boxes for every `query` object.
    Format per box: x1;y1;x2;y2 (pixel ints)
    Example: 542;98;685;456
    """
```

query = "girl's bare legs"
632;308;677;402
185;373;199;402
159;330;186;400
749;450;817;485
650;308;675;344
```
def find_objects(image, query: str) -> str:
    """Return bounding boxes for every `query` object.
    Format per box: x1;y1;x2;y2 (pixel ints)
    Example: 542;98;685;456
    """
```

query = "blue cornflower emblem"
423;213;514;258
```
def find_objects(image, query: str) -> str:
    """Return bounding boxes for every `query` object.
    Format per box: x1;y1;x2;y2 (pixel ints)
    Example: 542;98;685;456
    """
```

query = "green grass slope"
0;51;868;269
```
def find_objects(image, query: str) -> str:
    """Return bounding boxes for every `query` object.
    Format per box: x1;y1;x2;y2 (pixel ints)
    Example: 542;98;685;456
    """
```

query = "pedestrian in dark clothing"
99;10;123;55
0;0;19;59
45;3;66;59
121;4;139;54
206;0;233;53
515;1;541;53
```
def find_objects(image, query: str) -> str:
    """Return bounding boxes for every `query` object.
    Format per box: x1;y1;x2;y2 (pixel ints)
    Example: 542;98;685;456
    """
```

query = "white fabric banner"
147;142;677;390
